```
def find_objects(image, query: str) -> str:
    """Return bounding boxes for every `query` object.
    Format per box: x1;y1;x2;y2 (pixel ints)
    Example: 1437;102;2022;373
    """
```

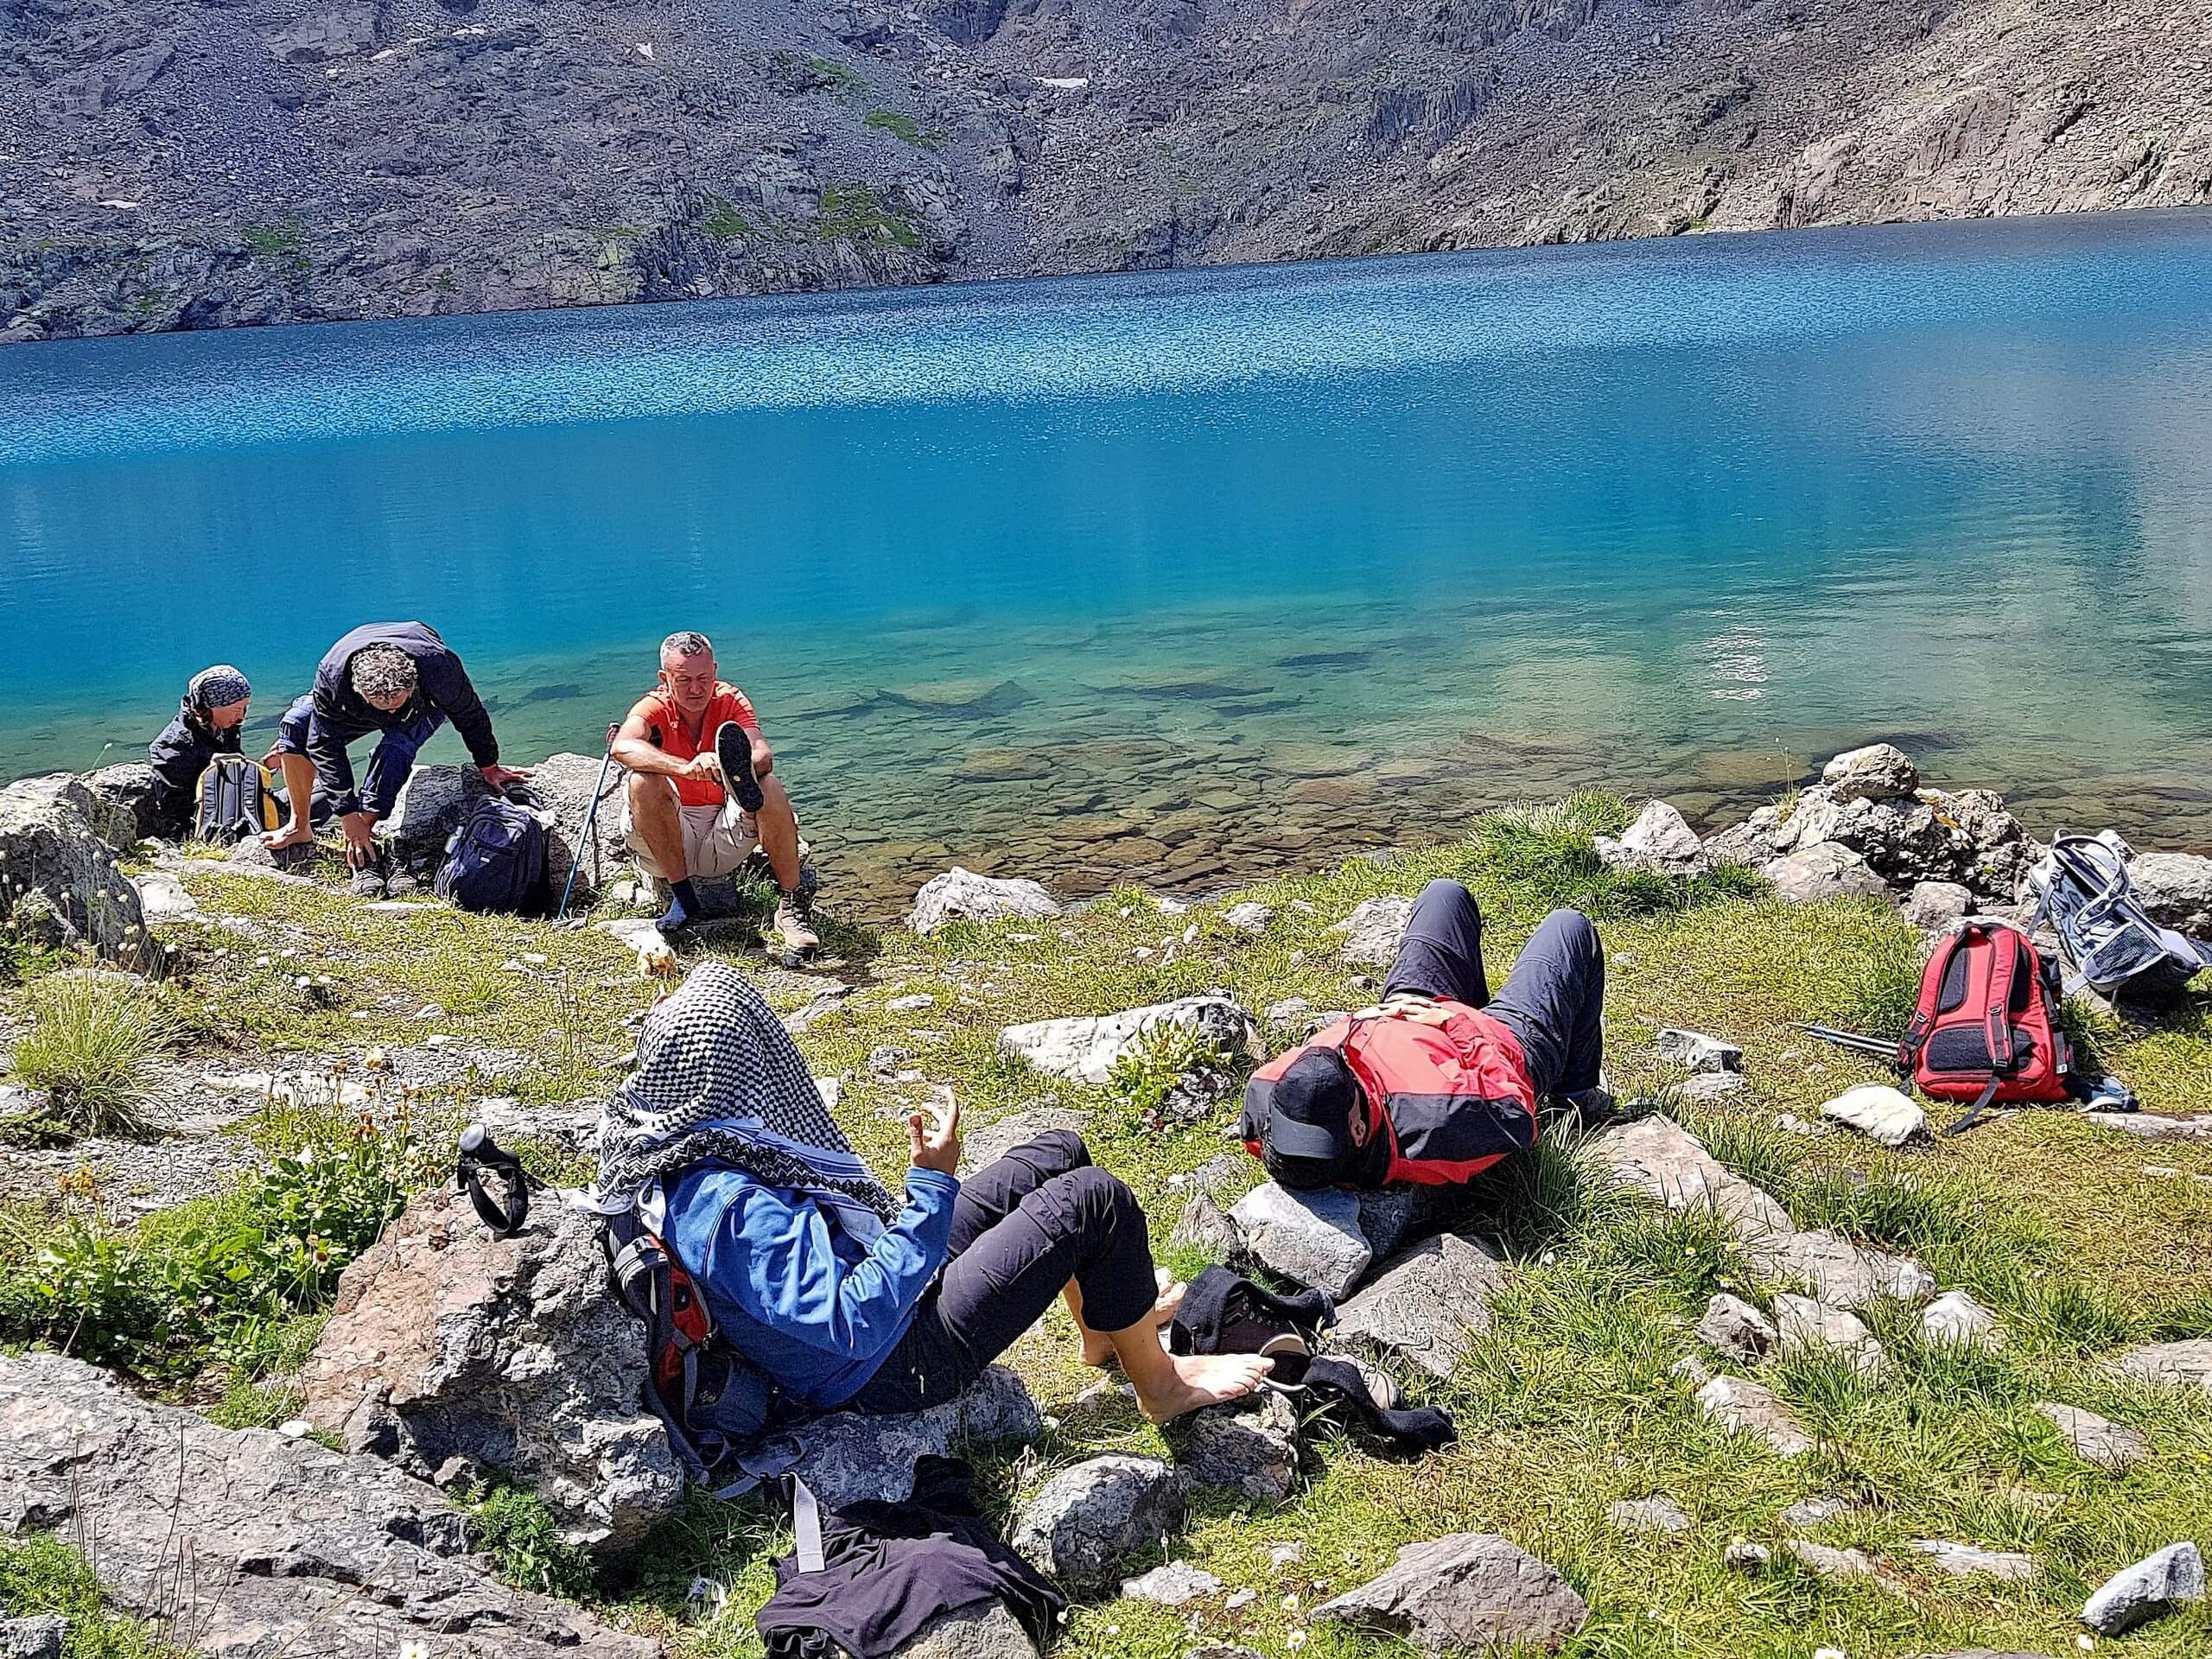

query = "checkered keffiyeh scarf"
589;961;898;1238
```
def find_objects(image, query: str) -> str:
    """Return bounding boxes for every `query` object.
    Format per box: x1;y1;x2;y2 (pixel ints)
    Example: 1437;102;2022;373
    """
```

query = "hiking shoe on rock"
715;720;766;816
350;864;388;899
772;889;821;961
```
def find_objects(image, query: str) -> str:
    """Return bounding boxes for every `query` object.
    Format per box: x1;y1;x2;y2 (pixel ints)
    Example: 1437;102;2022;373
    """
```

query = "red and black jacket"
1242;996;1540;1187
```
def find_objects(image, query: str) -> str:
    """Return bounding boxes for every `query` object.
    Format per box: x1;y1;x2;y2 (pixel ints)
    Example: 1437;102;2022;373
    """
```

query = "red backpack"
1900;922;2073;1133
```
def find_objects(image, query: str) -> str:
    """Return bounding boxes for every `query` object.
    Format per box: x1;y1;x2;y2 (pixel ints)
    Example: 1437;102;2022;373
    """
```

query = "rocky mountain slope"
3;0;2209;339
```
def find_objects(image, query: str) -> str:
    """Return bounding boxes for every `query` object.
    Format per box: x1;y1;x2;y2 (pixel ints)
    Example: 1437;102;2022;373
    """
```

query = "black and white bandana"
185;664;251;717
590;961;898;1236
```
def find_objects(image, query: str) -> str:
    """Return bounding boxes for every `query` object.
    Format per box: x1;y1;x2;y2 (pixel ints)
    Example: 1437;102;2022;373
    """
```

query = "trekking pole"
455;1123;532;1236
556;722;621;921
1789;1021;1904;1065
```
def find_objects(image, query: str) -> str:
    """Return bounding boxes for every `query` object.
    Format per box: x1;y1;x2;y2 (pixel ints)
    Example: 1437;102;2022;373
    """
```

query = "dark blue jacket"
308;621;499;817
664;1164;958;1410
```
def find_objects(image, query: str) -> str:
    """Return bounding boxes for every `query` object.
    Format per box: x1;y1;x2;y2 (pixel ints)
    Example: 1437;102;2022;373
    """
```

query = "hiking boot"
772;887;821;962
350;863;388;899
384;871;419;898
715;720;766;816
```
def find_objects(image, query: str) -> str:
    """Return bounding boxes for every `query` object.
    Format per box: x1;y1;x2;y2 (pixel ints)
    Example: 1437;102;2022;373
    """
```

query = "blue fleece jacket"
663;1163;960;1410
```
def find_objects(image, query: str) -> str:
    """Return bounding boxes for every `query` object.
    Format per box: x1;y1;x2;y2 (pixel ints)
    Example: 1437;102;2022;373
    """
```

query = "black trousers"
1383;880;1606;1098
847;1130;1157;1414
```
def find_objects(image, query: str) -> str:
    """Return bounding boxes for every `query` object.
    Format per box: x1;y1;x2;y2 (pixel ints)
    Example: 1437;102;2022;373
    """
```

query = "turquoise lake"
3;211;2209;911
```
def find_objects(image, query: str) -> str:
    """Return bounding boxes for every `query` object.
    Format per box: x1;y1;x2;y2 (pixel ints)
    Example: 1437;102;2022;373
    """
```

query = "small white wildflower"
1286;1632;1308;1650
1281;1593;1300;1611
399;1642;431;1659
1814;1649;1847;1659
2075;1639;2096;1653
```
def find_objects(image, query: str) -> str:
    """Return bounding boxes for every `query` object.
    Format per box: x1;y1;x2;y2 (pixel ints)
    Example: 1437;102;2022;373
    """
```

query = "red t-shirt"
630;682;760;808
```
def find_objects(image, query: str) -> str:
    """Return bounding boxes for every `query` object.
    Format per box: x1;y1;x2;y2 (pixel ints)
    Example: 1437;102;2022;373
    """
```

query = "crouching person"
143;665;254;838
1243;880;1606;1189
594;963;1272;1429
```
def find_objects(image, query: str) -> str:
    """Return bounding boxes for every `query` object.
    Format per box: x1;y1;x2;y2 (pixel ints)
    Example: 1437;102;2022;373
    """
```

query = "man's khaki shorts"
620;798;761;881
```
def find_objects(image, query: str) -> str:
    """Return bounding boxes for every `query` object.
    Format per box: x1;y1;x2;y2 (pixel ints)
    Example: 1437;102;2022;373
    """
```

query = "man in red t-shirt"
613;631;817;957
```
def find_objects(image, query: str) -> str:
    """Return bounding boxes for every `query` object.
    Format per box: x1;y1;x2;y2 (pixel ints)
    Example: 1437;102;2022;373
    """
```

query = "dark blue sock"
658;878;702;934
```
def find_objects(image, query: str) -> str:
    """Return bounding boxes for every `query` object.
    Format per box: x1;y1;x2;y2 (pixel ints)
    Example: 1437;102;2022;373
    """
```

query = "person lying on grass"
611;630;817;959
1243;879;1608;1189
263;621;531;896
595;962;1272;1426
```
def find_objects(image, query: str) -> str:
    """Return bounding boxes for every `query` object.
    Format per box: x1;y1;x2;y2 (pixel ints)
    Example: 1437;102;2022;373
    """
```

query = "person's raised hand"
907;1090;962;1176
750;734;775;778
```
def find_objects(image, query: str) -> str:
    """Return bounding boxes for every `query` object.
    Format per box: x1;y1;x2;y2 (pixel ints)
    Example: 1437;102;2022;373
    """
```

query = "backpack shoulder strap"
1983;930;2021;1075
1898;925;1975;1067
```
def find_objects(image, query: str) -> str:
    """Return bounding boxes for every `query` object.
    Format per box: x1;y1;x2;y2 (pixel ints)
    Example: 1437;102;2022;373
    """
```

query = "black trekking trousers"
847;1130;1157;1414
1382;879;1606;1099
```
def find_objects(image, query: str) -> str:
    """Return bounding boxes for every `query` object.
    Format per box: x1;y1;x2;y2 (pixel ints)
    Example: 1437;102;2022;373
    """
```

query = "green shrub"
470;1484;597;1599
1105;1023;1238;1123
9;974;179;1140
864;109;938;148
1465;792;1766;925
0;1531;184;1656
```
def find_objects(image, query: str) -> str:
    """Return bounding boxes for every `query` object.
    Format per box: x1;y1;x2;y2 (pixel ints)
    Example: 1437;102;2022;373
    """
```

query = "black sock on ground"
658;878;702;934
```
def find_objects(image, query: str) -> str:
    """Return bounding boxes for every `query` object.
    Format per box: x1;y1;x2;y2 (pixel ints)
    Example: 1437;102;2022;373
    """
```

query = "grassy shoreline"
4;791;2209;1657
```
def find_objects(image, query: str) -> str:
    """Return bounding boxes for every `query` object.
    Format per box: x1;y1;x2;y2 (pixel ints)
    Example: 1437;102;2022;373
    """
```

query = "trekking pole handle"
456;1122;531;1236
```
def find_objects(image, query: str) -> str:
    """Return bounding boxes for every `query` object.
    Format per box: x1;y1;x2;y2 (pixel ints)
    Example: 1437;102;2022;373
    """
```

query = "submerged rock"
1313;1532;1588;1654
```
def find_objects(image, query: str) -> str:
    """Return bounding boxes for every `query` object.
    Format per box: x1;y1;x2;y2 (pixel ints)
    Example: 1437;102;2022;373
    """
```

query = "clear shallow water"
3;212;2210;912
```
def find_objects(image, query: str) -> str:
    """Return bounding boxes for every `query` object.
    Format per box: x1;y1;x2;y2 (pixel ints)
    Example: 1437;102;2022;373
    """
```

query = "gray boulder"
266;1;388;62
0;1351;658;1658
1761;1228;1935;1308
1821;742;1920;801
1773;1294;1887;1376
910;867;1062;935
1332;1233;1509;1380
1178;1389;1298;1501
1220;901;1274;933
0;1618;67;1659
897;1603;1041;1657
0;774;154;967
83;761;157;844
524;751;633;905
1704;813;1782;869
2131;851;2212;936
386;762;499;863
1595;799;1706;875
998;993;1259;1086
1904;880;1973;931
2080;1541;2203;1635
1655;1027;1742;1072
297;1182;683;1552
1121;1561;1224;1605
1012;1455;1188;1594
963;1106;1093;1170
1167;1194;1243;1266
1333;894;1414;965
1313;1532;1588;1654
1764;840;1887;903
789;1365;1042;1508
1227;1182;1371;1298
1354;1181;1481;1263
1694;1292;1778;1361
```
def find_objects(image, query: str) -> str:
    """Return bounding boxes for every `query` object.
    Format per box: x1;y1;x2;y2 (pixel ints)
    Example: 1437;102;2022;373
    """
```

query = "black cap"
1265;1047;1361;1164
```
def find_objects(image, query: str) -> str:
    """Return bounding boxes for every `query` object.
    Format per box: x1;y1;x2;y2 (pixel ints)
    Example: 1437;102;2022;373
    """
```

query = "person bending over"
596;962;1271;1427
613;630;817;958
144;664;254;838
1243;880;1606;1189
263;621;531;895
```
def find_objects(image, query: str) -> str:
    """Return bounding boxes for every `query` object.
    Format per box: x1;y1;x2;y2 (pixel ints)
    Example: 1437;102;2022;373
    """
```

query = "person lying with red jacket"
1243;880;1607;1190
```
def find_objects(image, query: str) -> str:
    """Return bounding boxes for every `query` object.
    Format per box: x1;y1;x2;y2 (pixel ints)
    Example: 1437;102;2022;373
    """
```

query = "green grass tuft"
8;973;180;1140
0;1531;188;1656
864;108;938;149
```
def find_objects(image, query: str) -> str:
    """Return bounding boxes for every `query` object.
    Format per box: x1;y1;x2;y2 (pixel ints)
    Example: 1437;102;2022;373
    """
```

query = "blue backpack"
435;798;549;915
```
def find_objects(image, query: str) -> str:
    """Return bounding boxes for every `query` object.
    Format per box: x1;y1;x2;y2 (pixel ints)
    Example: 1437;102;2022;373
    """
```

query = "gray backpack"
2024;831;2212;998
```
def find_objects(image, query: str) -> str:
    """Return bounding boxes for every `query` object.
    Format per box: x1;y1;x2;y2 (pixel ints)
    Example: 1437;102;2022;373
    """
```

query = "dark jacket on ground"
308;621;499;813
144;708;242;836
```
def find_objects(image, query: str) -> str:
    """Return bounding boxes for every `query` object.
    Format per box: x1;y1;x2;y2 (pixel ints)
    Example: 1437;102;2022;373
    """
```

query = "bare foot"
1135;1352;1274;1424
261;823;315;852
1080;1332;1116;1368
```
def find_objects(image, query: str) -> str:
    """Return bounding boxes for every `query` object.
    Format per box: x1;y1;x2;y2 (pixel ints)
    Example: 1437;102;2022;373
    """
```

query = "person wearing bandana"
143;665;256;837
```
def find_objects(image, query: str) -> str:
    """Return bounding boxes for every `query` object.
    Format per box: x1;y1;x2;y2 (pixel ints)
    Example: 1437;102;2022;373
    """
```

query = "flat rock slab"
1778;1539;1908;1595
1761;1228;1936;1308
1909;1540;2037;1580
998;993;1259;1085
1313;1532;1588;1655
0;1352;658;1659
1333;894;1415;964
1821;1084;1927;1147
1332;1233;1509;1379
298;1182;682;1552
1695;1375;1814;1458
2108;1338;2212;1392
963;1106;1093;1171
1013;1455;1188;1596
2082;1111;2212;1141
1606;1496;1690;1536
790;1365;1042;1509
2033;1402;2148;1471
1778;1495;1853;1529
2082;1541;2204;1635
1122;1561;1224;1605
1589;1116;1793;1246
1229;1181;1371;1298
